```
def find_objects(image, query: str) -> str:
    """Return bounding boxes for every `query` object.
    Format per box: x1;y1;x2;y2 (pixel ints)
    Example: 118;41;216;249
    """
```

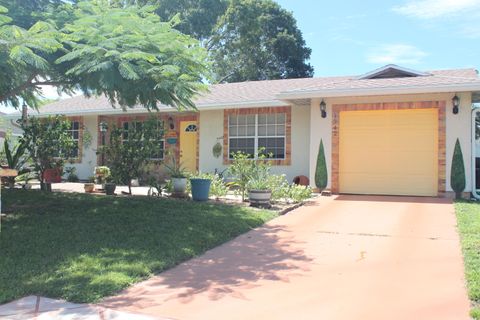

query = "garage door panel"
339;109;438;196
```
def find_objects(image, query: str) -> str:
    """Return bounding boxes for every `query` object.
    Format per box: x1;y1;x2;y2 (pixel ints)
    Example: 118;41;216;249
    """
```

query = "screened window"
122;120;165;160
228;113;286;159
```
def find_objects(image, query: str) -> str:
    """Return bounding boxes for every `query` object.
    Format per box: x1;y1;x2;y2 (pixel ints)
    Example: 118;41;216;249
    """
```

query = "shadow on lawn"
101;223;312;308
1;189;310;305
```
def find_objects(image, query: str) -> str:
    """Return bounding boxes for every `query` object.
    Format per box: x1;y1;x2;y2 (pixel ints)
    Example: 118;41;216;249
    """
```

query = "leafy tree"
152;0;228;41
101;117;164;195
21;115;75;189
0;1;209;111
0;0;66;29
138;0;313;82
315;139;327;191
210;0;313;82
451;138;466;199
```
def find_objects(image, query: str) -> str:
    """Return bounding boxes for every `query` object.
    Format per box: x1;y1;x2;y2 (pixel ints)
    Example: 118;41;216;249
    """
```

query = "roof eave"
3;99;288;119
276;83;480;100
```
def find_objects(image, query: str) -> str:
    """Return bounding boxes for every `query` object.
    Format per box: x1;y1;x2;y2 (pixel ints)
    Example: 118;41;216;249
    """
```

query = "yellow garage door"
339;109;438;196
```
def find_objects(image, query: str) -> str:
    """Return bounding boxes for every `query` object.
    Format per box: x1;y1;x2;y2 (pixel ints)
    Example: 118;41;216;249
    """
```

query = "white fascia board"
276;82;480;100
357;64;430;80
3;100;288;119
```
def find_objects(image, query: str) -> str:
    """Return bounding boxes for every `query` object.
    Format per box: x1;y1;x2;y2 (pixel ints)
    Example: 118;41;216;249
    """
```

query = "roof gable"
358;64;430;80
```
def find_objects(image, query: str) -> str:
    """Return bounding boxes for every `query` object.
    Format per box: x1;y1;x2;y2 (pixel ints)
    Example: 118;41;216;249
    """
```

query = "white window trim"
228;113;286;160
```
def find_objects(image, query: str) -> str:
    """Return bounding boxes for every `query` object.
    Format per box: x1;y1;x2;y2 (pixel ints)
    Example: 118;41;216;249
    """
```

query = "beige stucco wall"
199;105;311;182
68;115;98;180
309;92;474;193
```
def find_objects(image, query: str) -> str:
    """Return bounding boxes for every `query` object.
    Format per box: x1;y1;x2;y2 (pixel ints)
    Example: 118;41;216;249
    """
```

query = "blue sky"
276;0;480;76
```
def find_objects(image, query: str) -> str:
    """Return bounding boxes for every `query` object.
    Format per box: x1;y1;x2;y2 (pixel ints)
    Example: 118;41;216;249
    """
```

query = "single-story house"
8;64;480;197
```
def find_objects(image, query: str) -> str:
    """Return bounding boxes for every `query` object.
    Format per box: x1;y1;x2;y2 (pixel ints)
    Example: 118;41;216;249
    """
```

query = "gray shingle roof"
26;67;480;116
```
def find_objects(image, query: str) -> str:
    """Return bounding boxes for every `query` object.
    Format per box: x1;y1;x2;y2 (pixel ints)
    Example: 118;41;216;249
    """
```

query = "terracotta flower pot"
84;183;95;193
43;167;62;183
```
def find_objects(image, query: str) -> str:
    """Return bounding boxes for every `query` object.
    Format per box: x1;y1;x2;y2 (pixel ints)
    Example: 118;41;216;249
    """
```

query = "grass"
0;189;277;304
455;201;480;319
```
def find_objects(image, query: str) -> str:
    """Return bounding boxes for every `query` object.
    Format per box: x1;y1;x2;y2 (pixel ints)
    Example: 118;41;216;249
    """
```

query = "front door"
179;121;198;173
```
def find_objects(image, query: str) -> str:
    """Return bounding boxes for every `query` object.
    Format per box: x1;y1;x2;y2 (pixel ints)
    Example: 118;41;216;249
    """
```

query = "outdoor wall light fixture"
99;121;108;132
320;99;327;118
168;116;175;130
452;94;460;115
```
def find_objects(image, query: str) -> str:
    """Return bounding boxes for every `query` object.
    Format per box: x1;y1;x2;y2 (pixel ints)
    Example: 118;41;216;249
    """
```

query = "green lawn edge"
455;201;480;319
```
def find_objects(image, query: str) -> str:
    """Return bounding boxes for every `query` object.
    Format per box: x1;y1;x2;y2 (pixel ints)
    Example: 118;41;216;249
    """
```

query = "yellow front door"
339;109;438;196
179;121;198;173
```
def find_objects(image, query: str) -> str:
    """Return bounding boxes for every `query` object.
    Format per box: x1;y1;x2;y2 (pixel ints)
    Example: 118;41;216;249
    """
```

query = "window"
185;124;198;132
67;121;80;158
228;113;286;159
122;120;165;160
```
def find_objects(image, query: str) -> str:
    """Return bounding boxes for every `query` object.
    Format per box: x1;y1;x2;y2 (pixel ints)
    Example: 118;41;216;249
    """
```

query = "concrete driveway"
102;195;470;320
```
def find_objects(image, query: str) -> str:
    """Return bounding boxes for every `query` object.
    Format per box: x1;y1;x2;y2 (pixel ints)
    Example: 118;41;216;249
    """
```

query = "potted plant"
165;156;188;195
84;176;95;193
94;166;110;186
190;173;212;201
246;149;273;208
247;177;272;208
104;176;116;195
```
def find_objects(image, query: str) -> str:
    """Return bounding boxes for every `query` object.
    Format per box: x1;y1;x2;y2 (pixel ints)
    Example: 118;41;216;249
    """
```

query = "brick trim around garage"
331;101;446;195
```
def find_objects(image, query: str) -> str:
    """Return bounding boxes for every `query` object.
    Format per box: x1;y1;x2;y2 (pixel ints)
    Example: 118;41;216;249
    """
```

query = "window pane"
258;125;266;136
229;138;255;158
267;114;276;125
267;125;276;136
238;115;246;125
276;124;285;135
237;126;247;136
229;126;237;136
73;131;79;140
276;113;286;124
258;114;266;125
247;125;255;136
229;115;237;125
246;114;255;125
258;137;285;159
73;121;79;130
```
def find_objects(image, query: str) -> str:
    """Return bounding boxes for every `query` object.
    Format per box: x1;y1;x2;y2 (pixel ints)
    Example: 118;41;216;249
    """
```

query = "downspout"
471;105;480;200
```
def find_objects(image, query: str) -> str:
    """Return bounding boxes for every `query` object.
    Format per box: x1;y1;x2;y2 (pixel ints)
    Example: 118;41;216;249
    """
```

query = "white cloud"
366;44;428;65
393;0;480;19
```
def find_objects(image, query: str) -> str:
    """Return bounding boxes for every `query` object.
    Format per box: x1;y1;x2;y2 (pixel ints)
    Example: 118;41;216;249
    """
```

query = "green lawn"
0;189;276;304
455;201;480;319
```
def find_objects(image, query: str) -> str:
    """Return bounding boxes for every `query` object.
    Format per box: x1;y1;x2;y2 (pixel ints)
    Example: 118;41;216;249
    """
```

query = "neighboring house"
7;64;480;197
0;112;23;145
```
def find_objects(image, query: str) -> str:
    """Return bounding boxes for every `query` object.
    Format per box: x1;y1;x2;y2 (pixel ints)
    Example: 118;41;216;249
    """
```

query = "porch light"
168;116;175;130
320;99;327;118
99;121;108;132
452;95;460;115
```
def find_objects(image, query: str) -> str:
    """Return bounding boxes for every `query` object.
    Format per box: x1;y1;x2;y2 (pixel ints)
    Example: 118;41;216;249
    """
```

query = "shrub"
288;185;313;203
315;139;328;190
267;174;290;201
21;115;76;188
451;138;466;199
228;151;257;201
65;167;79;182
100;117;164;194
